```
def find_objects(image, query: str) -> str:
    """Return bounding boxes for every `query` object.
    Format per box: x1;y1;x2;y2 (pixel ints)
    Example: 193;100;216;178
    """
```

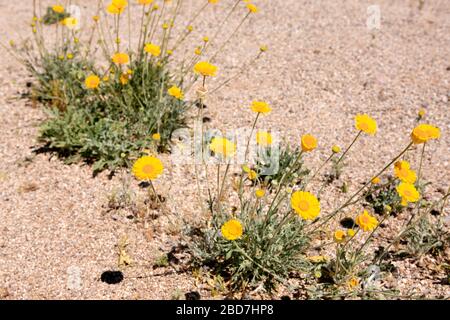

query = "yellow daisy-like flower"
247;3;258;13
107;0;128;14
255;189;265;198
144;43;161;57
394;160;417;184
291;191;321;220
193;61;218;77
371;177;381;184
355;210;378;232
132;156;164;181
208;0;219;4
85;75;100;89
152;133;161;141
209;137;236;158
396;182;420;206
301;134;318;152
221;219;243;241
418;108;426;119
168;86;184;100
61;17;78;29
256;131;272;146
112;52;130;65
355;114;377;135
411;124;441;144
347;229;356;237
120;73;129;85
332;145;341;153
333;230;346;243
250;101;271;114
247;170;258;180
348;277;359;289
52;5;65;13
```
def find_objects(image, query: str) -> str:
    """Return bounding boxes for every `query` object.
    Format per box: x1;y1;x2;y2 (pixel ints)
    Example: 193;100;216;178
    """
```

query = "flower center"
403;190;412;197
360;215;369;224
142;164;154;175
359;122;369;131
298;200;310;211
304;136;315;146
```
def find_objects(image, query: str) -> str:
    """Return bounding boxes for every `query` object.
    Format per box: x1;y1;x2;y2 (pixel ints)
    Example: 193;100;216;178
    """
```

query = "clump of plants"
8;0;265;173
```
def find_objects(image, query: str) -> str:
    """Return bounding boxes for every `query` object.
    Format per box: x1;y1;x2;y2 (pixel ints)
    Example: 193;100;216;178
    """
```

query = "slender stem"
335;131;362;167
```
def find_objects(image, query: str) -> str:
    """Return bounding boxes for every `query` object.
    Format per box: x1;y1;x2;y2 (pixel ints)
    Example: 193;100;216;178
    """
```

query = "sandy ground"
0;0;449;299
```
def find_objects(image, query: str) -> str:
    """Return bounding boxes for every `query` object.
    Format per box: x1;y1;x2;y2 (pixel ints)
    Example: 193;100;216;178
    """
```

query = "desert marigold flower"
66;53;74;60
52;5;65;13
260;45;268;52
85;75;100;89
168;86;183;100
187;25;194;32
355;210;378;232
132;156;164;181
61;17;78;29
138;0;154;5
250;101;271;114
256;131;272;146
112;52;130;64
162;23;169;30
247;3;259;13
332;145;341;153
208;0;219;4
193;61;218;77
255;189;265;198
371;176;381;184
247;170;258;180
355;114;377;135
418;108;426;119
120;73;129;85
144;43;161;57
411;124;440;144
347;229;356;237
291;191;321;220
301;134;318;152
221;219;243;241
396;182;420;206
209;137;236;158
333;230;346;243
348;277;359;289
166;49;173;56
203;36;209;43
107;0;128;14
93;15;100;22
394;160;417;184
152;133;161;141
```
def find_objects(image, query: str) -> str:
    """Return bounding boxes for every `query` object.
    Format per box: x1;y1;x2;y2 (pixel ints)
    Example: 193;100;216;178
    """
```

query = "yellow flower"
355;114;377;135
250;101;271;114
348;277;359;289
52;5;65;13
256;131;272;146
208;0;219;4
93;15;100;22
120;73;129;85
394;160;417;184
187;25;194;32
132;156;164;181
221;219;243;241
144;43;161;57
255;189;265;198
248;170;257;180
260;45;268;52
85;75;100;89
355;210;378;232
209;137;236;158
347;229;356;237
301;134;318;152
418;108;426;119
203;36;209;43
61;17;78;29
152;133;161;141
247;3;258;13
112;52;130;64
67;53;74;60
411;124;440;144
332;145;341;153
193;61;218;77
371;177;381;184
334;230;346;243
194;47;202;56
107;0;128;14
291;191;321;220
167;50;173;56
138;0;154;5
396;182;420;206
168;86;184;100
